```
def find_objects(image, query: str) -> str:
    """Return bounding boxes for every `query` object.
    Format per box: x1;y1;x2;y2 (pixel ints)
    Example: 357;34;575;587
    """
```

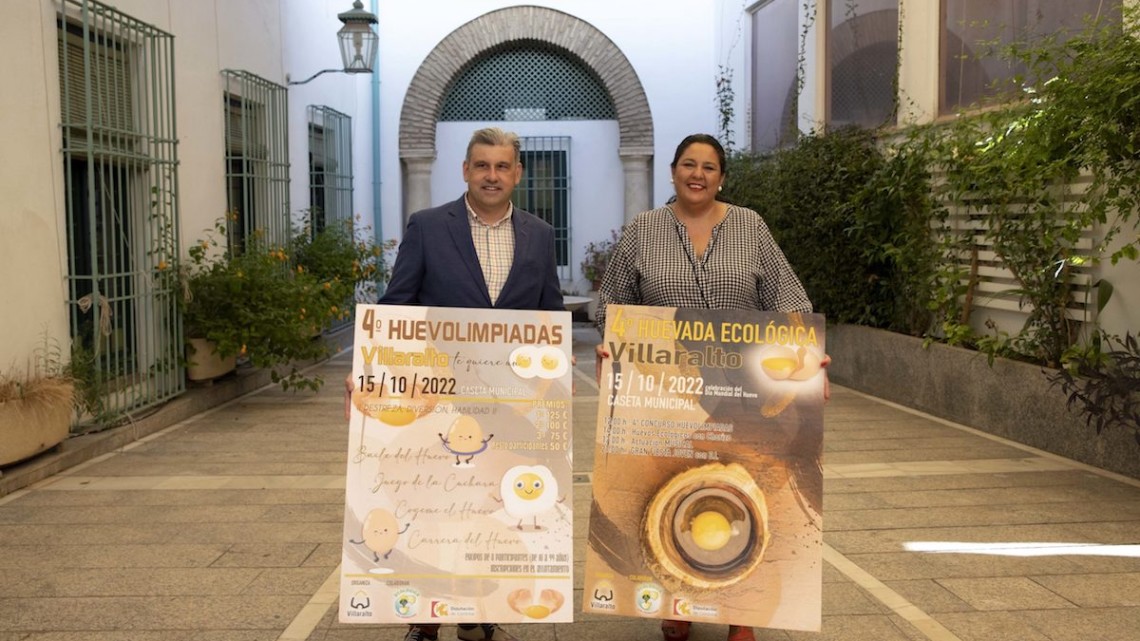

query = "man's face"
462;143;522;217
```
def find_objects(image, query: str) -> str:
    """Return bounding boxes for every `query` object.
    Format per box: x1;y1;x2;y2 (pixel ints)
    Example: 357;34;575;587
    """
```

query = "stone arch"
398;5;654;223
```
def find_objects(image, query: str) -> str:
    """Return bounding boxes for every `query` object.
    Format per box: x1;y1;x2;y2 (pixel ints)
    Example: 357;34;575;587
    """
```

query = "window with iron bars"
513;137;571;280
307;106;353;235
57;0;183;422
221;70;290;251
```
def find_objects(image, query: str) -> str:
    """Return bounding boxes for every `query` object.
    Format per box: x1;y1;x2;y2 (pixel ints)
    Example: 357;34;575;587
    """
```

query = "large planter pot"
0;382;74;468
827;324;1140;480
186;338;237;381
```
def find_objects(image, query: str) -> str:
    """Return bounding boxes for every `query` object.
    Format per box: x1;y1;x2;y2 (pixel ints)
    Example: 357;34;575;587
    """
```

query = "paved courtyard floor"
1;326;1138;641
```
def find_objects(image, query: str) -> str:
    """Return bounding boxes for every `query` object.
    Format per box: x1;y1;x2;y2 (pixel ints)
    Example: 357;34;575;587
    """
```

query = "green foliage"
1049;332;1140;445
924;6;1140;367
721;127;940;334
292;214;397;325
581;228;622;289
181;219;332;392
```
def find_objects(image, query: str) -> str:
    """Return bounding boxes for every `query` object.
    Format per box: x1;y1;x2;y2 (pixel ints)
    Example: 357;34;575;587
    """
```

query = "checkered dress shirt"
595;205;812;333
465;195;515;305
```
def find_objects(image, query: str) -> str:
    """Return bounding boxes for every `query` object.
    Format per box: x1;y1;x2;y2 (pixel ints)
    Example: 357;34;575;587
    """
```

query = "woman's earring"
718;185;723;192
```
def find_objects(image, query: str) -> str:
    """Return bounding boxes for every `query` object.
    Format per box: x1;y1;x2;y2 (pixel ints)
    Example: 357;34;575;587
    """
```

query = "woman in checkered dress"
593;134;826;641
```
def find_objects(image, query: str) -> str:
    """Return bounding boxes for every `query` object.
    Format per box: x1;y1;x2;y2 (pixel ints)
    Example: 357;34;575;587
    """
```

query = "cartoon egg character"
349;508;410;562
536;345;568;379
509;346;539;378
439;415;493;465
498;464;560;530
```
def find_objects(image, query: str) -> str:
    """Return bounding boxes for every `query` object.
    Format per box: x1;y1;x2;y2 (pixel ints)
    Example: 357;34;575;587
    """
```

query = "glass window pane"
828;0;900;129
750;0;800;151
942;0;1119;114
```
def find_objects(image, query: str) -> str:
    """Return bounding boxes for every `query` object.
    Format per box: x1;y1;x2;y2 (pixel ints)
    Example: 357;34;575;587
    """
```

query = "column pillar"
619;148;653;224
401;152;435;228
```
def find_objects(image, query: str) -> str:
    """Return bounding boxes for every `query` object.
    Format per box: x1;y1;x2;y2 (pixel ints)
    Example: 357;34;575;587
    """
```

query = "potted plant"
580;227;622;290
181;219;334;391
0;338;75;468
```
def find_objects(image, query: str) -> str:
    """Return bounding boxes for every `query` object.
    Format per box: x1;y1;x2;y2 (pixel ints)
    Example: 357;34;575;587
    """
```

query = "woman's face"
671;142;724;211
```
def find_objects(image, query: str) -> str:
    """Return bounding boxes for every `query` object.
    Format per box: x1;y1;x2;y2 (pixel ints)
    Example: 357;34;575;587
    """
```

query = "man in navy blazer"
379;127;560;641
380;129;563;314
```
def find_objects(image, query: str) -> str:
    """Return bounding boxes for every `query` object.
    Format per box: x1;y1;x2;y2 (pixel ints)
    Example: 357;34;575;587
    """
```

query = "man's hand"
343;374;353;421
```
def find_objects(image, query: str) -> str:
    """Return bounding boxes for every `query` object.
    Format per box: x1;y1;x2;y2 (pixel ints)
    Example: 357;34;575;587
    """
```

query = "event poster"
583;305;824;632
340;305;574;624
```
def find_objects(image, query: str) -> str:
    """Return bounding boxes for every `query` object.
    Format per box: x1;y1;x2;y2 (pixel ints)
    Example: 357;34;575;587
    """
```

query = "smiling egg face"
512;472;545;501
536;346;568;379
445;415;485;453
361;508;402;555
510;346;539;378
499;465;559;519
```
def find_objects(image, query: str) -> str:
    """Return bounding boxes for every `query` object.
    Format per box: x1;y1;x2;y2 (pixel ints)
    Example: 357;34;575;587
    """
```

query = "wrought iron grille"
307;105;353;234
58;0;183;423
221;70;290;250
513;137;571;280
440;43;616;121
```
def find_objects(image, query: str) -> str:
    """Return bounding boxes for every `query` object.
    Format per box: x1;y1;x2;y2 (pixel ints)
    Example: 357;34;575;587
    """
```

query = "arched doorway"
398;6;654;234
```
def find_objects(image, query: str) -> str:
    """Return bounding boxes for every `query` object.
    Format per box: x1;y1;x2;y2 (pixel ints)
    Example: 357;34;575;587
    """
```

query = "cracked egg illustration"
507;588;566;619
642;463;769;592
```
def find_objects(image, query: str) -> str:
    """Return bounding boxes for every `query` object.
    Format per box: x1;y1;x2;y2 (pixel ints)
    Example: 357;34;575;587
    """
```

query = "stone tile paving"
0;334;1137;641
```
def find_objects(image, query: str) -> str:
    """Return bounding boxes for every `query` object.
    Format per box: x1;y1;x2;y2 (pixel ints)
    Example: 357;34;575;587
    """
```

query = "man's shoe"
456;623;519;641
727;625;755;641
403;625;440;641
662;619;691;641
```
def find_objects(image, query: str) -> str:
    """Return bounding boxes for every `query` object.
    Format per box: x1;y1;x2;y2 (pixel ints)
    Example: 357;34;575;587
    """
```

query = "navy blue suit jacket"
380;196;564;311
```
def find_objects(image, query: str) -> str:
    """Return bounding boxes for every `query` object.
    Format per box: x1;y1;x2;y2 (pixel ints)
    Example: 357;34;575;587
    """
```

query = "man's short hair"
466;127;521;163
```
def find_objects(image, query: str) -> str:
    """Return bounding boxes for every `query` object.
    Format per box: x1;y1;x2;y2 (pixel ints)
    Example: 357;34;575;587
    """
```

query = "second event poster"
584;305;825;632
339;304;573;625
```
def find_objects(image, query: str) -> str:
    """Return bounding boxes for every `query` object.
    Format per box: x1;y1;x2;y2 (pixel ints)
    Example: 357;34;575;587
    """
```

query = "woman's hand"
594;343;609;384
820;354;832;402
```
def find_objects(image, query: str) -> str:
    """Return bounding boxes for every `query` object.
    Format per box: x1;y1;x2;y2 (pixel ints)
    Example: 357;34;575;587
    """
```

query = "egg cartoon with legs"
498;465;560;531
439;415;493;466
348;508;410;563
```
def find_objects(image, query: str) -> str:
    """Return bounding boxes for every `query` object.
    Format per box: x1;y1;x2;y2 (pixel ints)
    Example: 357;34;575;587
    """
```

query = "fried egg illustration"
348;508;410;562
439;415;494;465
497;464;561;530
509;346;540;379
535;345;568;379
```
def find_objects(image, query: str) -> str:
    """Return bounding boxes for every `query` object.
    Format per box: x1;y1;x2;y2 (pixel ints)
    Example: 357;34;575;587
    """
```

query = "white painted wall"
373;0;725;257
282;0;375;236
0;0;71;366
0;0;374;368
